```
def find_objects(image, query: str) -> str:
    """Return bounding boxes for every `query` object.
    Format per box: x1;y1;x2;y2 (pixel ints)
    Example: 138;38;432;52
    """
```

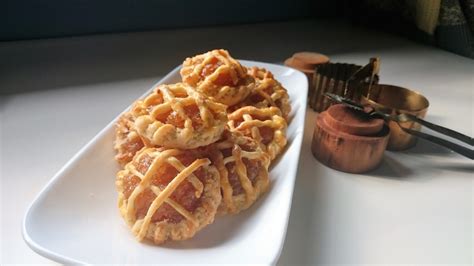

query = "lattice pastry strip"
209;131;270;214
231;67;291;121
180;49;254;106
133;83;227;149
228;106;287;161
116;147;221;244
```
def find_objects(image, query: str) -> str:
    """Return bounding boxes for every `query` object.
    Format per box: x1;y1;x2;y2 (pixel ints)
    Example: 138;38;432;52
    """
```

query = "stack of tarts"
114;49;291;244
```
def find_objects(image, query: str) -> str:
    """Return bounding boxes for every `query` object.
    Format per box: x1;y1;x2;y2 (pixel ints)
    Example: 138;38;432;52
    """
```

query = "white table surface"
1;19;473;265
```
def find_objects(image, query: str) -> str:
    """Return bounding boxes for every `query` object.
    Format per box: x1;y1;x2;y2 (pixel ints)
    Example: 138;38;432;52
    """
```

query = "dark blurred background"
1;0;472;57
1;0;337;40
1;0;472;67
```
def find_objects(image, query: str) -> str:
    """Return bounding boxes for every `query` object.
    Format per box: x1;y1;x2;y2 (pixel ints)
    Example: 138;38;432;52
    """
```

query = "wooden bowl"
361;84;429;150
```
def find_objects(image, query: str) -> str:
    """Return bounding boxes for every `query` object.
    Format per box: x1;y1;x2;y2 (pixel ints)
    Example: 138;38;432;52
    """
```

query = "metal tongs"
325;93;474;159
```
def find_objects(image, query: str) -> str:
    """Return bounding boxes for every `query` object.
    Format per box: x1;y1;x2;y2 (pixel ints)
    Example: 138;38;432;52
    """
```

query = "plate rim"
22;61;308;265
22;65;183;265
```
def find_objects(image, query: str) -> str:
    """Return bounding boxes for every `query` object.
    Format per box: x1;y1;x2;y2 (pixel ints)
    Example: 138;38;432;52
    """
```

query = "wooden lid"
284;57;314;75
324;104;384;136
293;52;329;65
285;52;329;73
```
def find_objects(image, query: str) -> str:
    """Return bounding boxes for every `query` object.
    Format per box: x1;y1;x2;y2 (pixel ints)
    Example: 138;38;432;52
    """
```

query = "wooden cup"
311;104;390;173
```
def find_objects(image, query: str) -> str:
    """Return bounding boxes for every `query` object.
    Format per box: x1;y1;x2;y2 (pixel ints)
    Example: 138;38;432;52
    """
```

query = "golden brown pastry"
209;131;270;214
228;106;287;161
180;49;254;106
230;67;291;121
133;83;228;149
114;111;145;166
113;49;294;244
116;147;221;244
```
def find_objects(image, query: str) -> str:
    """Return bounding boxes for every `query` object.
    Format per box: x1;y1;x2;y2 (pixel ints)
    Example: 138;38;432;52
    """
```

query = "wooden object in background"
291;52;330;69
361;84;429;151
284;52;330;93
309;58;380;113
311;104;390;173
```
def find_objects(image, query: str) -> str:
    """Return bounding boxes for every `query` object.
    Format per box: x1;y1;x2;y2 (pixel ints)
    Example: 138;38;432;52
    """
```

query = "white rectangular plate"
23;60;308;265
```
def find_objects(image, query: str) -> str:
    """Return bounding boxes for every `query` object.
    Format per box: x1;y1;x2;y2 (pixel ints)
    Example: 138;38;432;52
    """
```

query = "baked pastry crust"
114;111;146;166
228;106;287;161
209;131;270;214
133;83;227;149
231;67;291;121
114;50;293;244
116;147;221;244
180;49;254;106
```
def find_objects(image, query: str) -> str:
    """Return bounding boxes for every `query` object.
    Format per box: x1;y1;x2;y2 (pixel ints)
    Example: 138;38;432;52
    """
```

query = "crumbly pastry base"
116;148;222;244
114;111;146;166
135;115;226;149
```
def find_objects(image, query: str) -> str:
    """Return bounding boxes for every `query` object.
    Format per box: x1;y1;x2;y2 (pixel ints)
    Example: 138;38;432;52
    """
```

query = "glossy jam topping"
166;105;203;129
201;57;222;77
200;57;234;87
259;126;274;145
120;137;144;162
145;92;164;111
213;71;234;87
248;93;266;104
227;158;261;196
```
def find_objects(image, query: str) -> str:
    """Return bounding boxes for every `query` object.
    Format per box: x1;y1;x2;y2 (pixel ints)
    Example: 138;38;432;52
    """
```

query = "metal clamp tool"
325;93;474;159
